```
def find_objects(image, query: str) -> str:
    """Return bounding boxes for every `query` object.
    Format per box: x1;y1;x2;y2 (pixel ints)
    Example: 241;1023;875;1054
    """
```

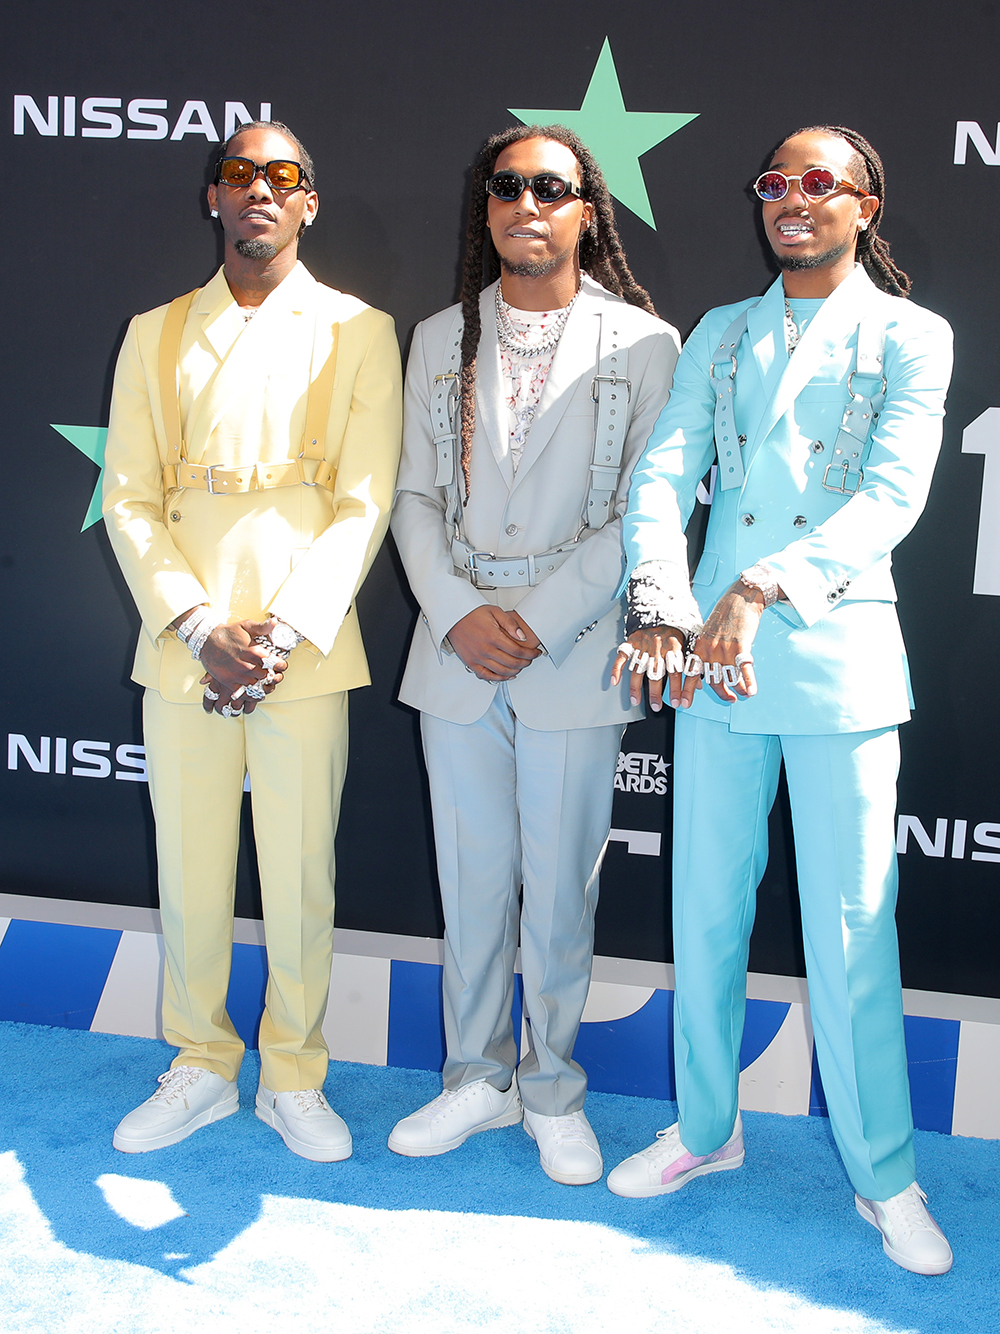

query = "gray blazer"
392;275;681;729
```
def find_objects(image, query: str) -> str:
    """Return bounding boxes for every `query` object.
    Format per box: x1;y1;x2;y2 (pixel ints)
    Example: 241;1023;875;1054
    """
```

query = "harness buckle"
204;464;221;495
591;372;632;402
467;551;495;588
709;355;738;381
822;461;864;495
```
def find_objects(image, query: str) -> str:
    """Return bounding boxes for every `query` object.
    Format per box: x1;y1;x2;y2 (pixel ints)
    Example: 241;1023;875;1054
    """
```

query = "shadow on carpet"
0;1021;995;1333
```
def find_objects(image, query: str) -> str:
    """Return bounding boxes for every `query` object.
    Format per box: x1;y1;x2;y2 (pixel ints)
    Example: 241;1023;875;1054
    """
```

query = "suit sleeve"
762;312;954;627
513;324;682;666
268;308;403;654
390;321;488;655
102;314;211;645
619;314;722;588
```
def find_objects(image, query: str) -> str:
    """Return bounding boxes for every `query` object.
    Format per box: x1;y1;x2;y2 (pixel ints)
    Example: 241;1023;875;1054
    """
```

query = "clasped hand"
447;605;542;681
198;618;288;716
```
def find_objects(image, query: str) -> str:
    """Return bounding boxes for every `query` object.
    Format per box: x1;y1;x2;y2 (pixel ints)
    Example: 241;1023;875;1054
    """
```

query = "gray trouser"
420;687;624;1116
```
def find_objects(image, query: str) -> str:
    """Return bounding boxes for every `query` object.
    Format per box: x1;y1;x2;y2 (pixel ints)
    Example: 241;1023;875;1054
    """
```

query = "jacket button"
505;523;519;536
741;513;755;526
827;590;839;602
169;511;181;522
812;441;824;453
793;515;807;527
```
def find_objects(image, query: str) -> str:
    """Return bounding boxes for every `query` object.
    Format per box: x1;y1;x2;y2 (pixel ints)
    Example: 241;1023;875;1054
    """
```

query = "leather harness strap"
157;290;341;495
433;305;635;591
710;304;887;497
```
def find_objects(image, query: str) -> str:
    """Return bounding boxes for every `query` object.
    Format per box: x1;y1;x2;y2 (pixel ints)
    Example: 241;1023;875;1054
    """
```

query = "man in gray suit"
388;125;692;1184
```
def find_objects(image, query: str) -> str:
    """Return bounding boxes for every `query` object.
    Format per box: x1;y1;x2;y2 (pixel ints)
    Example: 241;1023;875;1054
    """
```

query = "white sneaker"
607;1114;744;1197
855;1182;953;1275
255;1085;352;1162
388;1077;522;1156
523;1108;603;1185
113;1066;239;1153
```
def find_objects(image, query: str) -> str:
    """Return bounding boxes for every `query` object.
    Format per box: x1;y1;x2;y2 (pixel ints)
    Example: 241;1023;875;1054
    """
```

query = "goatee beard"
499;254;561;279
234;238;278;261
774;237;852;272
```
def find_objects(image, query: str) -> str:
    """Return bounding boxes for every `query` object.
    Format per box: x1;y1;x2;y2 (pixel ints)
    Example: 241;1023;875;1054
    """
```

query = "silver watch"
739;563;780;608
268;620;304;654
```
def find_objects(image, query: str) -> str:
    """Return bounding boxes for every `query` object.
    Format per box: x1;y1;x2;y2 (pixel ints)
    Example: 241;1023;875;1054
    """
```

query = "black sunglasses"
486;171;583;204
215;157;310;192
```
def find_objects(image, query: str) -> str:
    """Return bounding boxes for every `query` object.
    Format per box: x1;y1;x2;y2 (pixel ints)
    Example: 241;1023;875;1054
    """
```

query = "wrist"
174;606;223;661
738;563;780;610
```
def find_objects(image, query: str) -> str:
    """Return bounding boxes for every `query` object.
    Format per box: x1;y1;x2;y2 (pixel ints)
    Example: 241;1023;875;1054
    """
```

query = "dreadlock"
776;125;911;298
457;124;657;500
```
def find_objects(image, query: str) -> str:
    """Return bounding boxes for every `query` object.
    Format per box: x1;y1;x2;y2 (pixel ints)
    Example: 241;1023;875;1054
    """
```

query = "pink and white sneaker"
607;1114;744;1198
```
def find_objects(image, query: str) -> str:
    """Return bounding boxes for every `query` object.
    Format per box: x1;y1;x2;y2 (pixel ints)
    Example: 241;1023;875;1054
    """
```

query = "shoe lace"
151;1066;204;1106
643;1124;681;1158
421;1087;469;1121
291;1089;328;1114
883;1184;931;1238
545;1114;590;1144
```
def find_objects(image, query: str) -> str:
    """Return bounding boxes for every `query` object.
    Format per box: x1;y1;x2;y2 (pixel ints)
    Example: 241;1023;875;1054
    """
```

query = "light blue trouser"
421;688;625;1116
672;712;916;1202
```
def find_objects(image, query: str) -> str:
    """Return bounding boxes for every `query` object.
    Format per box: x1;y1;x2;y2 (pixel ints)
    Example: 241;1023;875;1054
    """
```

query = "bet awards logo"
13;96;272;142
8;733;146;782
615;751;669;795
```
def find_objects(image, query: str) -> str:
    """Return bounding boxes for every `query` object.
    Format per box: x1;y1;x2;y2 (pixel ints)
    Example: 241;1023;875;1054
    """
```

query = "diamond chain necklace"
495;285;578;357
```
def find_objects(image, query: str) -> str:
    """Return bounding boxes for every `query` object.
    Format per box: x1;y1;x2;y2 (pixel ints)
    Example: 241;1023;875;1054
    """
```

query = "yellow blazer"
103;262;402;704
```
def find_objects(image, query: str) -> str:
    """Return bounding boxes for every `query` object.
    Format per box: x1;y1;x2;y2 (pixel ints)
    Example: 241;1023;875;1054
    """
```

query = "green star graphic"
51;423;107;531
509;38;698;229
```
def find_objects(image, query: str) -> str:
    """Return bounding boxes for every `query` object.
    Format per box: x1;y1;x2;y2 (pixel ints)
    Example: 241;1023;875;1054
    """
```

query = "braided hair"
457;124;656;499
777;125;911;297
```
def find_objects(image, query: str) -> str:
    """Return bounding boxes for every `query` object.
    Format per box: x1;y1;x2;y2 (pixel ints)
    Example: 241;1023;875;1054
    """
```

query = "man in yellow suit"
103;120;401;1161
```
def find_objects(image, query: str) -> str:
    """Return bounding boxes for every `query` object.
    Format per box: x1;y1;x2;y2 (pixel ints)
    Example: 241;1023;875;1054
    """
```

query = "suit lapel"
744;277;786;430
187;264;315;461
509;278;600;490
751;265;876;454
475;283;514;486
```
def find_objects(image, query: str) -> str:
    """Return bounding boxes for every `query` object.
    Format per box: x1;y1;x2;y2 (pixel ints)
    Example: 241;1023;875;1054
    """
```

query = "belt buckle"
204;464;221;495
822;461;863;494
467;550;495;588
591;371;632;402
296;453;317;486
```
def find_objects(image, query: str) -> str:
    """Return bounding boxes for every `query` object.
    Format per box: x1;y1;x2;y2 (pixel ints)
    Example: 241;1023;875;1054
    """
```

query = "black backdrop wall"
2;0;999;999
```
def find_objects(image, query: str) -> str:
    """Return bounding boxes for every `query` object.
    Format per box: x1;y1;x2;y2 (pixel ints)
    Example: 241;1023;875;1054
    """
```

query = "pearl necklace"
495;285;577;357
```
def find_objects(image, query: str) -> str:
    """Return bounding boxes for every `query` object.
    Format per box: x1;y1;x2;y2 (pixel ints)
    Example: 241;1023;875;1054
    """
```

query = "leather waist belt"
452;538;576;589
163;457;336;494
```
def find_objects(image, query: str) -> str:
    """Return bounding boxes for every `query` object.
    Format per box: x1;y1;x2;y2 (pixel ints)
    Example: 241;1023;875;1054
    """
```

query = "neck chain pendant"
784;299;800;354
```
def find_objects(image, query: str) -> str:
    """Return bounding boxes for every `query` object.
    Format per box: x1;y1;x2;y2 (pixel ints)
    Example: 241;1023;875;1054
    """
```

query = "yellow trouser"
142;689;349;1091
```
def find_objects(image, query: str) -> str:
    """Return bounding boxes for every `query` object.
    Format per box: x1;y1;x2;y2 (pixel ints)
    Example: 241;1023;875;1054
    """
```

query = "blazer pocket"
692;551;719;586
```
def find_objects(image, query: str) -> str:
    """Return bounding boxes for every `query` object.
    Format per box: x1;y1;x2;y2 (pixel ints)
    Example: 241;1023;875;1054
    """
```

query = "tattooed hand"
679;580;774;708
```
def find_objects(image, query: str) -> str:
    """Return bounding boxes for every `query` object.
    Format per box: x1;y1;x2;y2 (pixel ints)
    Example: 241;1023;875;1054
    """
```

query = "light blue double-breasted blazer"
623;266;954;734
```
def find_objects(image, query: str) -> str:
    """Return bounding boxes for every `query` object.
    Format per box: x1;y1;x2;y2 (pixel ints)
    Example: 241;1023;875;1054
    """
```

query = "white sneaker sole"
255;1093;352;1163
113;1088;239;1153
523;1120;603;1185
854;1195;953;1276
387;1102;522;1157
608;1147;745;1198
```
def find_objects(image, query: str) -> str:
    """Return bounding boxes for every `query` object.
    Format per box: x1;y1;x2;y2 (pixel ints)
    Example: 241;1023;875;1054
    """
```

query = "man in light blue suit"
607;126;954;1276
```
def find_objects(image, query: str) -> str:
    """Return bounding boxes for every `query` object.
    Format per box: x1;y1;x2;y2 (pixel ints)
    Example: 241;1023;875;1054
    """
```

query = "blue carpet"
0;1021;996;1332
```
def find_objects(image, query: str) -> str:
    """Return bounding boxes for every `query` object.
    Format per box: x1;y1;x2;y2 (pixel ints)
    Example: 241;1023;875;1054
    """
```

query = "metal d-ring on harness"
709;305;886;495
430;306;633;590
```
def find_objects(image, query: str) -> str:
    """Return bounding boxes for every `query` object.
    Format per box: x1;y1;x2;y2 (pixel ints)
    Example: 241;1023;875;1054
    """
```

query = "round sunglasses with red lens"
753;168;867;202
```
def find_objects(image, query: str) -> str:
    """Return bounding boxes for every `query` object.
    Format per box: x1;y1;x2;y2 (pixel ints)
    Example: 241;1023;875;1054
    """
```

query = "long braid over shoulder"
785;125;911;298
457;124;657;500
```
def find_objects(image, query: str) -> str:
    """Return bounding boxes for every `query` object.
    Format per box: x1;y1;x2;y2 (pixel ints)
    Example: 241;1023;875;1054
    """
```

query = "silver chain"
495;285;577;357
784;299;801;353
